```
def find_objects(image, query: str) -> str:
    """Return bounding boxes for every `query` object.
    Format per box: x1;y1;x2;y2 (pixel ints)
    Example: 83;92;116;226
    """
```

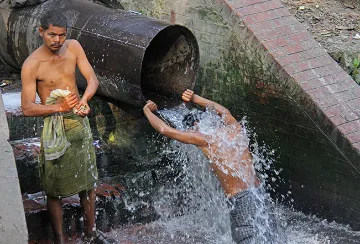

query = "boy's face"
183;112;202;131
187;121;200;132
39;24;67;52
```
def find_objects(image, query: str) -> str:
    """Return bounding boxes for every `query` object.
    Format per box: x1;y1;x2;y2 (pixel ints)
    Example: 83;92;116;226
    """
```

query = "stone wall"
118;0;360;229
0;90;28;243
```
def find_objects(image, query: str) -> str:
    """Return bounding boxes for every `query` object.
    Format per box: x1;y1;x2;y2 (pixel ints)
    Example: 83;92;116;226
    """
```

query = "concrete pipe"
0;0;199;107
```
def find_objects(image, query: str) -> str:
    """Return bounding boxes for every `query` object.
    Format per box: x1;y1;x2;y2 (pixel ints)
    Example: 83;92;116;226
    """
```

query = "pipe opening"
141;25;199;101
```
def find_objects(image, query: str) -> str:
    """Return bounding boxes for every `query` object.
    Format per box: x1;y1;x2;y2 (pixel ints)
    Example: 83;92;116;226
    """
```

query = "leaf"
353;57;360;68
354;73;360;84
109;132;115;142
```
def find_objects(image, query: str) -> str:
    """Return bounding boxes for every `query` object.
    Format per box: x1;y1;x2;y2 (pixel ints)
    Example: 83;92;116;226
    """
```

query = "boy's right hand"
182;89;194;102
59;93;79;112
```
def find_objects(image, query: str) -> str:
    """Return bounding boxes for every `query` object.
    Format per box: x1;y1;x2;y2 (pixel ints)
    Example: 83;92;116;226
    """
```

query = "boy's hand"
59;93;79;112
144;100;158;112
74;99;90;116
182;89;194;102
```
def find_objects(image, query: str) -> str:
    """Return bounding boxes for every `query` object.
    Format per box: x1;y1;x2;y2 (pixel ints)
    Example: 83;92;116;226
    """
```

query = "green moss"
191;6;225;22
143;0;167;19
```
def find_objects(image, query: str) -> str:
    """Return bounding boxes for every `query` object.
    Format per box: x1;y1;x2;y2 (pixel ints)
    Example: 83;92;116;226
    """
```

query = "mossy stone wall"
116;0;360;229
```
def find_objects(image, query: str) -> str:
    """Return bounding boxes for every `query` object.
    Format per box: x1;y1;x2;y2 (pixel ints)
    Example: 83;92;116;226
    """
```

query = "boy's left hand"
74;99;90;116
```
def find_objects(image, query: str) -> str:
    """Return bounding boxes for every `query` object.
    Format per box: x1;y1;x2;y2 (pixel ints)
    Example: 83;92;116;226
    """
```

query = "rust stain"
251;80;284;104
251;91;269;104
170;10;176;24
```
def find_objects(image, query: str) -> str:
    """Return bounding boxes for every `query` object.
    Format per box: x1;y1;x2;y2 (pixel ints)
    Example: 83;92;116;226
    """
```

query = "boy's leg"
47;195;64;244
79;188;96;238
229;190;257;244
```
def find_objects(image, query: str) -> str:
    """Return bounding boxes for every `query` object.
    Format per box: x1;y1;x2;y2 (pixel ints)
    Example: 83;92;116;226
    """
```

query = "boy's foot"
83;231;117;244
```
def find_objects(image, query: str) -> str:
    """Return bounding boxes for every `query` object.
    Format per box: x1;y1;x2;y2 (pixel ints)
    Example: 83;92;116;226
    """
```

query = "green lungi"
39;112;98;198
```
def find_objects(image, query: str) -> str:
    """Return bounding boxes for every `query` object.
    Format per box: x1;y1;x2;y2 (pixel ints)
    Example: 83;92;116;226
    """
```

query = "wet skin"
199;127;260;197
144;90;259;198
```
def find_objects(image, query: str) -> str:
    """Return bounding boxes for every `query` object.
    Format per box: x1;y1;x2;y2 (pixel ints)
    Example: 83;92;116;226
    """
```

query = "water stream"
104;104;360;244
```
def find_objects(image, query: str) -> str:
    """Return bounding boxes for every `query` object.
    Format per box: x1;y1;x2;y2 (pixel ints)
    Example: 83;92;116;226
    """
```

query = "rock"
335;25;355;30
0;80;11;87
354;33;360;39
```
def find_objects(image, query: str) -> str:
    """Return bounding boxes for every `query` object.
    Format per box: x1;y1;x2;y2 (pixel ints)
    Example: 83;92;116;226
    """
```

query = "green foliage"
350;57;360;84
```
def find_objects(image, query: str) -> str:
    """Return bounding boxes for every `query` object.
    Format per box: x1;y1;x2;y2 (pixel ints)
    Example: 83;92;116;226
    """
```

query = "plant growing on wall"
350;57;360;84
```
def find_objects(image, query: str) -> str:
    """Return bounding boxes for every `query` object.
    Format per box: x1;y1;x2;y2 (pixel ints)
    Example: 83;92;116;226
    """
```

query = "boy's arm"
182;89;240;128
143;101;208;147
72;40;99;116
21;60;78;117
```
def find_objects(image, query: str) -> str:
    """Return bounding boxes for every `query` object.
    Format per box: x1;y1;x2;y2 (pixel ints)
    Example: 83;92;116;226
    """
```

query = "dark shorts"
229;188;281;244
39;113;98;197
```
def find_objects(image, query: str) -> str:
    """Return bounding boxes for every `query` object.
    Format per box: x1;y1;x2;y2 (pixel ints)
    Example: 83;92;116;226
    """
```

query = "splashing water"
105;103;360;244
157;104;278;243
101;103;360;243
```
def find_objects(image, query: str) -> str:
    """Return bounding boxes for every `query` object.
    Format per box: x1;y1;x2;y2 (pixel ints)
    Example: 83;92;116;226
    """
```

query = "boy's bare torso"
200;126;259;197
26;40;80;104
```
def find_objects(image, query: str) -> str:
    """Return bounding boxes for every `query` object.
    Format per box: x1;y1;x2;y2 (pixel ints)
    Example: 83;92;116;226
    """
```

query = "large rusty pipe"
0;0;199;107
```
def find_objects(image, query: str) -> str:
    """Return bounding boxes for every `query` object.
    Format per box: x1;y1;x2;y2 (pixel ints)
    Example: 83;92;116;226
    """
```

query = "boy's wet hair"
182;110;204;128
40;10;68;30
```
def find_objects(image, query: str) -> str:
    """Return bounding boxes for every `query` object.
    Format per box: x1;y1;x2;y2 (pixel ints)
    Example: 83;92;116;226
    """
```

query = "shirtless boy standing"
21;10;113;244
